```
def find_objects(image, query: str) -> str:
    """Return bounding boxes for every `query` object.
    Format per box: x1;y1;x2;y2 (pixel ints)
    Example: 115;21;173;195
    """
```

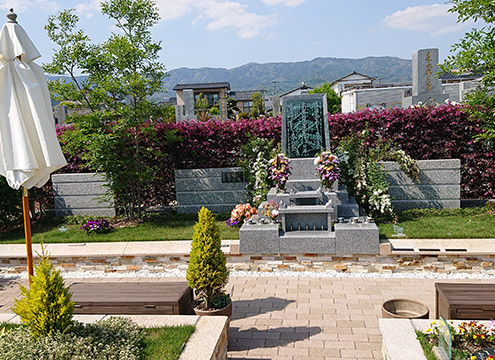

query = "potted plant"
187;207;232;320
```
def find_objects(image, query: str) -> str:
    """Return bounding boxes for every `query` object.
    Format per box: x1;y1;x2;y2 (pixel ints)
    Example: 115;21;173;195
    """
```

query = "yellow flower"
473;334;478;339
426;328;432;333
431;320;436;325
472;356;478;360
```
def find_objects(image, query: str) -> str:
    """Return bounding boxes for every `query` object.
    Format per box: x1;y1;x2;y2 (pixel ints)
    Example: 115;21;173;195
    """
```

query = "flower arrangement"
226;203;258;227
260;200;280;221
422;319;495;359
269;153;291;192
314;151;340;190
80;219;113;235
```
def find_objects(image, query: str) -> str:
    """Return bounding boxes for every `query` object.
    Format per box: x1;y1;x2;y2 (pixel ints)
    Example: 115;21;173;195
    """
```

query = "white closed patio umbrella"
0;9;67;280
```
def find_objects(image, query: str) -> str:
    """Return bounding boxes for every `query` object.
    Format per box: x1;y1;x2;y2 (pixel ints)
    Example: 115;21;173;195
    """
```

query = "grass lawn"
379;207;495;239
0;212;239;244
142;325;195;360
0;207;493;243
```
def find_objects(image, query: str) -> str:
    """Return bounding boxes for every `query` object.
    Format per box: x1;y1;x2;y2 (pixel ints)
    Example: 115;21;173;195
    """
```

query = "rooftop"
172;82;231;91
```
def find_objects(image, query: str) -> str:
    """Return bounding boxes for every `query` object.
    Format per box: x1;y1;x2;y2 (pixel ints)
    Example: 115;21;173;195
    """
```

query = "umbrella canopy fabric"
0;19;66;190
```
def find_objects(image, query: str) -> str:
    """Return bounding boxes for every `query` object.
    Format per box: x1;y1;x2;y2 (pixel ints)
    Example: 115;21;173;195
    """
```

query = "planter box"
0;313;228;360
380;318;493;360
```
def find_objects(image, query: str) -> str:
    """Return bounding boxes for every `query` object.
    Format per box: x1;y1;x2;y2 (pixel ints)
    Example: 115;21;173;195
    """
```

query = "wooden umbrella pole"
22;187;34;282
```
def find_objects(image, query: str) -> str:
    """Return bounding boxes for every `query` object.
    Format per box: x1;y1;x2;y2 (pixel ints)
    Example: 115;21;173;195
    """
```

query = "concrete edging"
0;313;228;360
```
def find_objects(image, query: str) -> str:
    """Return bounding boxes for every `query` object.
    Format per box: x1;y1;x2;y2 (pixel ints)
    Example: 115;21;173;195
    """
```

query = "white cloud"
71;0;278;40
74;0;101;19
383;4;468;36
156;0;195;21
0;0;60;14
196;0;277;39
261;0;306;6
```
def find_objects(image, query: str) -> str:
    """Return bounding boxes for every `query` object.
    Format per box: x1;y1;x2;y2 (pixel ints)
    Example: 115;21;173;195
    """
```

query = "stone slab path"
1;275;495;359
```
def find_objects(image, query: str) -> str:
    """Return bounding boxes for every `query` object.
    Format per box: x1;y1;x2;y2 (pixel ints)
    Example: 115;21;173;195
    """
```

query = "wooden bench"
436;283;495;320
70;282;193;315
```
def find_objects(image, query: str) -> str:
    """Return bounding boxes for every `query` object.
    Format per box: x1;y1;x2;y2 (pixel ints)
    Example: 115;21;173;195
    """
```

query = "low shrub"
187;207;230;310
12;246;74;338
0;317;142;360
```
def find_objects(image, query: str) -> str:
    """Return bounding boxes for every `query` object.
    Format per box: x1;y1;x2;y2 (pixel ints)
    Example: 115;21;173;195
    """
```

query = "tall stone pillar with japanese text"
402;48;448;107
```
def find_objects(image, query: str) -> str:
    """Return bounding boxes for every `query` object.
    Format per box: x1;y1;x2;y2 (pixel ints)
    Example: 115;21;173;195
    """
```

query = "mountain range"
162;56;413;97
47;56;413;100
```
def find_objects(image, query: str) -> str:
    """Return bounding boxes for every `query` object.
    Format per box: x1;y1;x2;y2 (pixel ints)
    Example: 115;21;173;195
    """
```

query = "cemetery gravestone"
183;89;197;120
402;48;448;107
56;105;67;125
175;105;184;122
272;96;280;117
219;98;228;120
281;93;330;158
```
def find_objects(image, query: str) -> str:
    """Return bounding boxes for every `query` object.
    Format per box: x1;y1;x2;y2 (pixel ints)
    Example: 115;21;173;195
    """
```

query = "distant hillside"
163;56;412;96
46;56;413;100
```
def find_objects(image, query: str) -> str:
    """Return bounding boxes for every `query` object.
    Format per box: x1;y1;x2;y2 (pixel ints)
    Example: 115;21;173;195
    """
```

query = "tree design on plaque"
284;97;327;158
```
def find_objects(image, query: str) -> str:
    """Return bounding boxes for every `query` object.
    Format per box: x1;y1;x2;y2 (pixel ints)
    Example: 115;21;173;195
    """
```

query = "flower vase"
323;181;334;192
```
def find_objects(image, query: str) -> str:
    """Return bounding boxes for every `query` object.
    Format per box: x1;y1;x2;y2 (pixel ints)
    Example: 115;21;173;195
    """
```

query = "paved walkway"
2;275;495;359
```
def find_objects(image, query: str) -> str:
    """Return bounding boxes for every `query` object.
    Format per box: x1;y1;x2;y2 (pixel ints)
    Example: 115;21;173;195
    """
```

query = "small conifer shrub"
12;245;74;338
186;207;230;310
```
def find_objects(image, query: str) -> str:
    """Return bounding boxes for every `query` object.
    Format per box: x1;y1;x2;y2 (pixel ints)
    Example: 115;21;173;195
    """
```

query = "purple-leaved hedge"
56;105;493;208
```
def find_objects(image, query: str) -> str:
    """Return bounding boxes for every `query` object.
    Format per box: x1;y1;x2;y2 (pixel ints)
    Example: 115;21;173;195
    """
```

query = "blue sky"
1;0;480;71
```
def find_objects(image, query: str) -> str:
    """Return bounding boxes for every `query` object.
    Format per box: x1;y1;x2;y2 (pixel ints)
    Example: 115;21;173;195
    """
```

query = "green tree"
195;93;209;121
209;106;220;116
12;246;74;338
226;97;239;120
45;0;178;218
186;207;229;310
309;83;341;114
249;92;265;118
442;0;495;144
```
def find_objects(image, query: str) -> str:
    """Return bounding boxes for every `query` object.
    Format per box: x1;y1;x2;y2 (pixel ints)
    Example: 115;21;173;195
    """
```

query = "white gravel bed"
3;269;495;280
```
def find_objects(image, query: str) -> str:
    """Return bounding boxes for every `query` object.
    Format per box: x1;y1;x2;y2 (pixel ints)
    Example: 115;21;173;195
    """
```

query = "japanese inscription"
425;50;433;92
282;94;329;158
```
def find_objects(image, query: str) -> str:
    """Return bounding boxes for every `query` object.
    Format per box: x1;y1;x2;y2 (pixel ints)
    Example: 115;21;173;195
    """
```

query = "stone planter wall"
52;173;115;217
175;159;461;214
175;168;247;214
381;159;460;211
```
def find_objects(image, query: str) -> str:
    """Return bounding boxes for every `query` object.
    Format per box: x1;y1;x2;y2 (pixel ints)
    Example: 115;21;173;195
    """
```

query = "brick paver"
1;275;495;359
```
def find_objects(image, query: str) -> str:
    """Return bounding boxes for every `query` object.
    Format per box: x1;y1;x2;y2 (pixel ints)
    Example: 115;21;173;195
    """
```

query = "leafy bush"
0;317;143;359
329;104;494;199
238;136;276;206
12;246;74;338
336;130;418;222
187;207;229;310
0;178;22;230
54;104;493;216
